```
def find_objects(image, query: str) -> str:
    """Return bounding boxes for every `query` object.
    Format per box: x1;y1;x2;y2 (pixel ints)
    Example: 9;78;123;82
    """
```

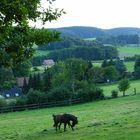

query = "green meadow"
34;50;50;57
92;61;135;72
124;61;135;72
117;46;140;58
0;80;140;140
101;80;140;97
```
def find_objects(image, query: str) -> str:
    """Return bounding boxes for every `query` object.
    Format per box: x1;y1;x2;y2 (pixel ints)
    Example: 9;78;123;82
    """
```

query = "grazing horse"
52;113;78;131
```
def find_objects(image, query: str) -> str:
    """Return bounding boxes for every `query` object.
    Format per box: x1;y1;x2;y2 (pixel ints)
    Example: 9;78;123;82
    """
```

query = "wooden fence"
0;98;83;113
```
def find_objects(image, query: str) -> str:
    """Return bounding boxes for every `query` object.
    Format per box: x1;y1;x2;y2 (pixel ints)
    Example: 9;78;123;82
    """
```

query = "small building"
3;87;22;98
43;59;55;66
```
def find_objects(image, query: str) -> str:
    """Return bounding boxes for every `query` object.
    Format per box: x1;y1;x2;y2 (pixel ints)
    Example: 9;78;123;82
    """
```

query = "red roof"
43;59;55;65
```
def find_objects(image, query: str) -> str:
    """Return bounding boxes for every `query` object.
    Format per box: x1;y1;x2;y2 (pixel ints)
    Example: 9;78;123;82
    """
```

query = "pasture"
101;80;140;97
31;65;49;74
92;46;140;72
92;61;135;72
34;50;50;57
0;93;140;140
124;61;135;72
117;46;140;58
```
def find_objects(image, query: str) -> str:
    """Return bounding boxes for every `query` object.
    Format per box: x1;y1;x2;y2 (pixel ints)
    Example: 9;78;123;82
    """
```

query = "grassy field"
101;80;140;97
124;61;135;72
31;65;49;74
0;93;140;140
117;46;140;58
34;50;50;57
84;38;96;40
92;61;135;72
92;46;139;72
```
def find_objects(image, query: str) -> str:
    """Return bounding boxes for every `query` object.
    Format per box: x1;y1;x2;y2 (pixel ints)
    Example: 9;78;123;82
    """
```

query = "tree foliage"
115;59;126;76
0;67;15;90
118;78;130;96
97;35;140;45
39;36;102;50
103;66;119;82
134;56;140;79
0;0;65;67
12;61;32;77
47;46;118;61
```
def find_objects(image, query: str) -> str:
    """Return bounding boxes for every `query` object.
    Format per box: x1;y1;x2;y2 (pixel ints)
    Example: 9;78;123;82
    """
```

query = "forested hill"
50;26;140;38
51;26;105;38
107;27;140;36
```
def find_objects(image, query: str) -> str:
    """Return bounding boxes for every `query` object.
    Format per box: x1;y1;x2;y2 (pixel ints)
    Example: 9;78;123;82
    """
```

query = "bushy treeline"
39;37;102;50
17;58;128;105
39;37;74;50
97;34;140;45
47;46;118;61
3;58;106;106
124;55;140;61
31;46;118;66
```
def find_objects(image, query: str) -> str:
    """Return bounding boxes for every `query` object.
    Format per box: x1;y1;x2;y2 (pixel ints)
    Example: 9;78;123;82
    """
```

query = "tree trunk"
123;91;125;96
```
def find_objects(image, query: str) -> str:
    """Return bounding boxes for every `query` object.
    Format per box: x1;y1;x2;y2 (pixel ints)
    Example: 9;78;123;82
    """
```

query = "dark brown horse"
52;113;78;131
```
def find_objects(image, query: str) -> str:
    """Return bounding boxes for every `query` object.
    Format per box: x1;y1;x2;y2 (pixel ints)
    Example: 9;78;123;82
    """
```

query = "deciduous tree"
118;78;130;96
0;0;65;67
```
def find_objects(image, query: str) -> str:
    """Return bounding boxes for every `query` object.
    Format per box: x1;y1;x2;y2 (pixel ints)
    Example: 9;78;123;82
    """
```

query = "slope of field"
117;46;140;58
92;60;134;72
0;93;140;140
101;80;140;97
34;50;50;57
124;61;135;72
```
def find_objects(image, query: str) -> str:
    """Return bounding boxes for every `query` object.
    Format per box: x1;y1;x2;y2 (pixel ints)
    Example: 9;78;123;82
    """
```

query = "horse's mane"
63;113;77;122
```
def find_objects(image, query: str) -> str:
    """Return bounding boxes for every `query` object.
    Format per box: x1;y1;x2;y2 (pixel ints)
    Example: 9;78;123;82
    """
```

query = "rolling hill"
50;26;140;38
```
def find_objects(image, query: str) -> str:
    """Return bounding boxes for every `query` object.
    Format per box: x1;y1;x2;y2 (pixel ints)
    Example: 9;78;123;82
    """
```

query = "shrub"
26;89;47;104
93;88;104;100
77;85;104;101
118;78;130;96
7;99;16;107
16;96;27;106
77;88;90;101
0;98;7;107
47;86;71;101
111;90;118;98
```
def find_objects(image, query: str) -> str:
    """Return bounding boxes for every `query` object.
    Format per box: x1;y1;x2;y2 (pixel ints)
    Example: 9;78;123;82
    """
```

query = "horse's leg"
64;123;67;131
71;126;74;131
58;122;61;130
68;121;71;128
68;121;74;130
55;122;58;131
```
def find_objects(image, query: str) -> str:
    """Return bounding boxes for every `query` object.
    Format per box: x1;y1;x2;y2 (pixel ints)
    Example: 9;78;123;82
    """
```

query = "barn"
42;59;55;66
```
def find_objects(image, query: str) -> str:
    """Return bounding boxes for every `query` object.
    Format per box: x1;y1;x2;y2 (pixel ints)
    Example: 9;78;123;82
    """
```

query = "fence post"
69;98;72;105
134;88;137;95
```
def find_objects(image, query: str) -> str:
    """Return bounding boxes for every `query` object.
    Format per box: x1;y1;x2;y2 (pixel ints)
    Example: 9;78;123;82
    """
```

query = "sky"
35;0;140;29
